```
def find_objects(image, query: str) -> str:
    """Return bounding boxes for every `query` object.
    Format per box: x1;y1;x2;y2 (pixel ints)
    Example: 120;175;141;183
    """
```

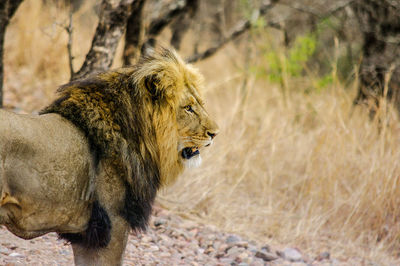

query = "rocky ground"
0;206;366;265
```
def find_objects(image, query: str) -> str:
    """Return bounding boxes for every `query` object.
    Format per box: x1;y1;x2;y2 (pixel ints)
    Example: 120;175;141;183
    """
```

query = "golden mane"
133;48;204;185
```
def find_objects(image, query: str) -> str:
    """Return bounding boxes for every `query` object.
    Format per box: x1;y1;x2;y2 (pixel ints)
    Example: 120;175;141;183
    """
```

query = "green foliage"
245;5;355;92
258;33;317;84
288;34;317;75
251;16;349;91
252;16;266;29
314;74;334;91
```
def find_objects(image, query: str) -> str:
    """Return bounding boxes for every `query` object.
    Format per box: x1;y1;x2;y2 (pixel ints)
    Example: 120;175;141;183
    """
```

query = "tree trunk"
352;0;400;114
123;0;146;66
73;0;134;80
141;0;189;51
170;0;199;50
0;0;24;108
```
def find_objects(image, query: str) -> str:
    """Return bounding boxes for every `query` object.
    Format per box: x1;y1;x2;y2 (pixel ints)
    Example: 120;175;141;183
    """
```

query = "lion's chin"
180;147;202;168
182;154;202;168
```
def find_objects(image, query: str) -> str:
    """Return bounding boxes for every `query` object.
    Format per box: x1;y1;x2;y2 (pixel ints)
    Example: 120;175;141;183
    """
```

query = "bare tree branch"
65;11;74;78
147;0;186;36
186;0;279;63
352;0;400;114
0;0;24;108
123;0;146;66
170;0;199;50
280;0;356;19
73;0;134;80
142;0;191;50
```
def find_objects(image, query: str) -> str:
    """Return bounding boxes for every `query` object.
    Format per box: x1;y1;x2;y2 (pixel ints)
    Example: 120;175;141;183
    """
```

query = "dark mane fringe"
40;68;162;245
58;200;111;249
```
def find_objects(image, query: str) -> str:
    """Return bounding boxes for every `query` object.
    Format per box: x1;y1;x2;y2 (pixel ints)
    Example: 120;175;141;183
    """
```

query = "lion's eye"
184;105;194;113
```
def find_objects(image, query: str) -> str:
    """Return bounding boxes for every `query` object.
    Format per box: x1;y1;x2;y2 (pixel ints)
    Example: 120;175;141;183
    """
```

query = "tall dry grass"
161;52;400;263
4;0;99;111
4;1;400;264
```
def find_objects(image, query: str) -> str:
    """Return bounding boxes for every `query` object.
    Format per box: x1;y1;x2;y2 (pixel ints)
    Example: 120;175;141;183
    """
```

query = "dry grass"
4;1;400;264
161;55;400;263
4;0;99;111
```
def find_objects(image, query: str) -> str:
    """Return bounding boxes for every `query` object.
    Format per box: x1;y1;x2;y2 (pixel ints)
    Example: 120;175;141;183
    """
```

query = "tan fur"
0;48;218;265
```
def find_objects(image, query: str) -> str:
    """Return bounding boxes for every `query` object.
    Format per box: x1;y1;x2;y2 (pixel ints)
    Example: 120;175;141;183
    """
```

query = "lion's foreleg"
72;216;130;266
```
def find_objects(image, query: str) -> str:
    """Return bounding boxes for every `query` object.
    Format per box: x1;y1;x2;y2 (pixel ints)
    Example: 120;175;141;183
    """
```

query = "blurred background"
1;0;400;263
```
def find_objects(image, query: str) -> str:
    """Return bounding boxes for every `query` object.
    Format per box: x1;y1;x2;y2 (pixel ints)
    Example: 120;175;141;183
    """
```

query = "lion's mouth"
181;147;200;159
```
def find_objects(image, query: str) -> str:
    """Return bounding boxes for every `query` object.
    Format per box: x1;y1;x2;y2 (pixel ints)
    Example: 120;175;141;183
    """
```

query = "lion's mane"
40;48;203;248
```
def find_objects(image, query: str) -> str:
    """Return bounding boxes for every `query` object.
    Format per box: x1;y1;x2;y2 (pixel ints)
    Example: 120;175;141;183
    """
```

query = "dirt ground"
0;205;370;266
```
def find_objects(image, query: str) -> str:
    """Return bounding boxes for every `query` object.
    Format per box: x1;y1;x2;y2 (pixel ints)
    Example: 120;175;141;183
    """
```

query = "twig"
170;0;199;50
147;0;187;36
280;0;356;20
65;10;75;79
279;2;321;18
186;0;279;63
123;0;146;66
143;0;197;50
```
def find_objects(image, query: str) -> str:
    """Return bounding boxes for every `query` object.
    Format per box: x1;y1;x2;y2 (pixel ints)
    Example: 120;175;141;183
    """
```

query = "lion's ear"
144;74;162;101
140;42;155;58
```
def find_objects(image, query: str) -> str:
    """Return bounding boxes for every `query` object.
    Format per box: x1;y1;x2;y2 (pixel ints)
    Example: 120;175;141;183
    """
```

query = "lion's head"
132;48;219;180
176;84;219;168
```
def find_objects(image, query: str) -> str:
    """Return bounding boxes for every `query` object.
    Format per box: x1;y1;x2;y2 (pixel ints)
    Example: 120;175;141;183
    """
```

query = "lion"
0;48;219;265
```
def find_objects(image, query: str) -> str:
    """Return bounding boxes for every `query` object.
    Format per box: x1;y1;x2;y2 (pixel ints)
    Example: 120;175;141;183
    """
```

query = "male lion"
0;48;218;265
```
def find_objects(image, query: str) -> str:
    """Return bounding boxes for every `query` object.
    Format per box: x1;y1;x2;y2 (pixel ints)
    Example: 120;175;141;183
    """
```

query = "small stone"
226;246;240;256
159;252;171;258
331;258;340;266
141;235;152;242
260;245;271;252
0;247;9;255
230;241;248;249
179;220;197;230
219;257;234;264
226;235;241;244
9;252;24;258
252;258;267;266
248;245;258;254
290;262;308;266
59;249;70;255
237;252;249;260
215;252;225;259
218;243;229;253
238;263;249;266
280;248;303;262
154;218;167;227
255;250;278;261
204;247;215;255
148;245;159;252
316;251;330;261
159;234;171;243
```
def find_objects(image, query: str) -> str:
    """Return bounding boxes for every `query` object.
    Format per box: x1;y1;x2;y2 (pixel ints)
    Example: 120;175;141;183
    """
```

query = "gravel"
0;206;379;265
